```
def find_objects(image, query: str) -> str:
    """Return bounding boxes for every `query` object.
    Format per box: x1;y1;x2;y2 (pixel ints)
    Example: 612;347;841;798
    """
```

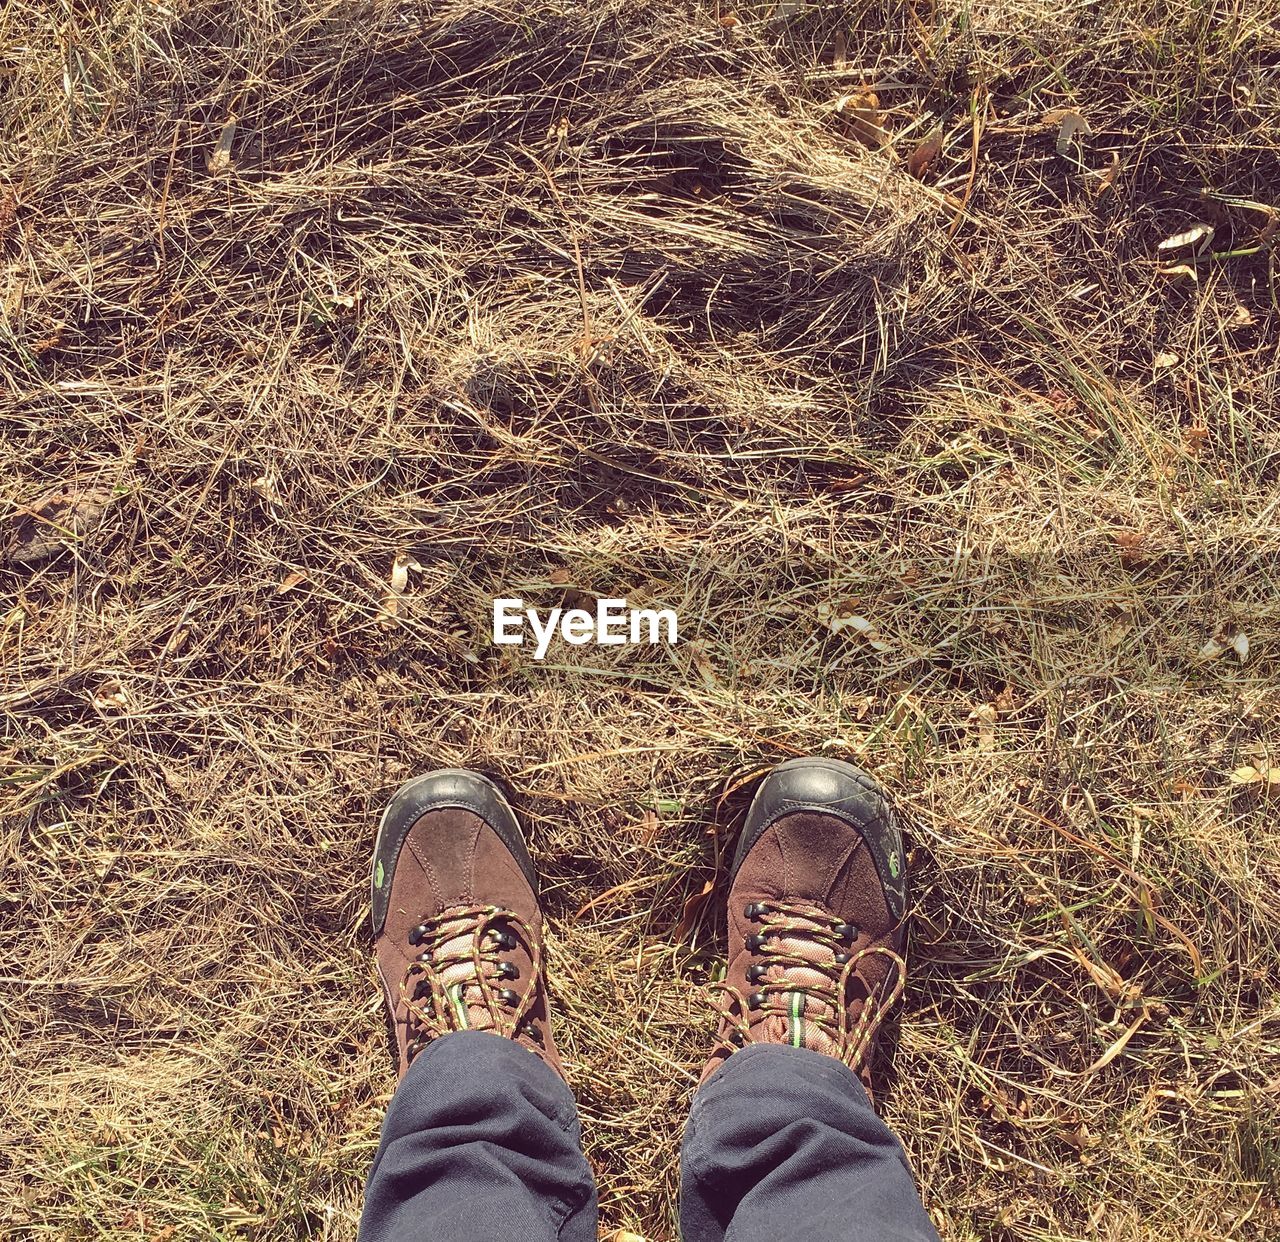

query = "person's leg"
682;758;939;1242
680;1044;936;1242
361;1030;595;1242
361;769;598;1242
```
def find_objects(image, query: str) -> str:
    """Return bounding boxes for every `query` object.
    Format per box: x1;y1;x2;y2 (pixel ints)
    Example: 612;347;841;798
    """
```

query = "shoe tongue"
751;949;897;1062
433;920;508;1031
754;989;844;1056
748;917;838;1054
775;930;837;975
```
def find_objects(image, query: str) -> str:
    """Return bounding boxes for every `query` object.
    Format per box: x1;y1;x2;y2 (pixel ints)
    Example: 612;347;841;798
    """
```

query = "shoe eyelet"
745;934;765;952
834;951;851;965
498;962;519;980
746;964;767;984
746;991;765;1011
730;1031;745;1046
743;901;765;920
497;988;520;1006
836;923;857;943
408;925;426;946
495;930;517;951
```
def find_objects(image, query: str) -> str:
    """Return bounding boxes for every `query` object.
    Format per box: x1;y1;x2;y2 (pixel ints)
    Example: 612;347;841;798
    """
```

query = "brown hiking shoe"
704;757;909;1093
370;769;563;1079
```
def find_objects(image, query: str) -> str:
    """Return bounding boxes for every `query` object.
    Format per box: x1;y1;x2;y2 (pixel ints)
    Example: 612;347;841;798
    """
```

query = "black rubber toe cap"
732;757;907;920
370;768;535;936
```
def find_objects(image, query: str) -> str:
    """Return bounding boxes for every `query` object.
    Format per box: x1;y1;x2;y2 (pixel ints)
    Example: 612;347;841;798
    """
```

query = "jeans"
360;1031;940;1242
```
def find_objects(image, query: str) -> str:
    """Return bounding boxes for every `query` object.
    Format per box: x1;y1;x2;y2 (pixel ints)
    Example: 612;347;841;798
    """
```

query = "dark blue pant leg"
360;1030;598;1242
679;1044;940;1242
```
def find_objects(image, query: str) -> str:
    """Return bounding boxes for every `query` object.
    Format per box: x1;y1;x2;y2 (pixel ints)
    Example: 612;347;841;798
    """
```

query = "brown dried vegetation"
2;0;1279;1238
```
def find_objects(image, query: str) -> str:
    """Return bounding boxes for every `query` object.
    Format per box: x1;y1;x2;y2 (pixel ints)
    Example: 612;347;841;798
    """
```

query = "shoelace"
398;903;541;1061
710;899;905;1075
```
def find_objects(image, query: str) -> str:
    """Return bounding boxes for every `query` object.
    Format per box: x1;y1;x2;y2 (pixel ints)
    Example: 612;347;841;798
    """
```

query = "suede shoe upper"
371;770;563;1080
705;758;908;1094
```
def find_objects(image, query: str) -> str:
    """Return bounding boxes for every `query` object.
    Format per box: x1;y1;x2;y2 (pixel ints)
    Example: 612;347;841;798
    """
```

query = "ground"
3;1;1280;1238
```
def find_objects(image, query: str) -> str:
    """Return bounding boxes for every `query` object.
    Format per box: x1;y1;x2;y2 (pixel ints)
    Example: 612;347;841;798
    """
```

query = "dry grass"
3;0;1280;1238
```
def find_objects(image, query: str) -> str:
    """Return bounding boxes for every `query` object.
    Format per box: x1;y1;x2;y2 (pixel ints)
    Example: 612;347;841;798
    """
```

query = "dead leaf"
1046;108;1091;154
31;323;66;356
834;89;886;148
633;809;660;847
1057;1120;1098;1152
250;471;284;514
379;551;424;628
9;485;113;565
1158;223;1214;253
207;115;237;175
832;28;847;71
673;879;714;943
276;571;307;595
906;130;943;179
1198;623;1248;663
1103;606;1134;648
1229;765;1280;796
968;702;998;751
606;1231;649;1242
1112;529;1148;566
1095;151;1122;196
719;12;740;28
1183;429;1211;461
1152;350;1179;370
92;679;130;711
1157;262;1199;282
817;601;892;651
